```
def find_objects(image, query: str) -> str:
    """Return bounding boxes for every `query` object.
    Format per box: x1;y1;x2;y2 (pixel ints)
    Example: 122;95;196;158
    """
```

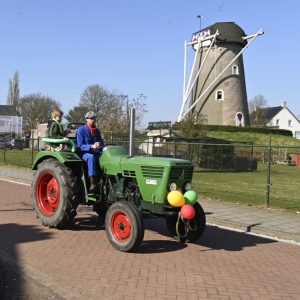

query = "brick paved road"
0;179;300;299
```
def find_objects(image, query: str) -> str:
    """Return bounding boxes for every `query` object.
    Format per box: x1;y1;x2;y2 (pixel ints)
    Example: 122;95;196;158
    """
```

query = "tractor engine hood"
100;146;193;176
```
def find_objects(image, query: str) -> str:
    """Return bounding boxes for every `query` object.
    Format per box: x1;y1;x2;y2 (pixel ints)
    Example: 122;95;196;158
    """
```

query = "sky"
0;0;299;129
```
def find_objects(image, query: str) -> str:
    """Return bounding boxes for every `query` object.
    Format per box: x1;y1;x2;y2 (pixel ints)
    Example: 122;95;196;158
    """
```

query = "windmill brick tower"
178;22;263;126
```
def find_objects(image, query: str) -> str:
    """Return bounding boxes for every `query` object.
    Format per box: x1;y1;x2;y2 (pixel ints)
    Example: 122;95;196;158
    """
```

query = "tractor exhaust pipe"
129;108;135;157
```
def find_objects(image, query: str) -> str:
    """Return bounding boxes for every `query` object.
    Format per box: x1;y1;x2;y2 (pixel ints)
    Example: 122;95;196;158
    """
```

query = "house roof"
147;121;172;130
250;106;282;124
0;105;21;116
250;105;300;126
261;106;282;120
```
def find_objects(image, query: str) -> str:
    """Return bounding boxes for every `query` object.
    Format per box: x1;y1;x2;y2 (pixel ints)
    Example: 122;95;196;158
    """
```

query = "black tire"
166;214;187;242
166;214;178;237
93;177;108;218
185;202;206;242
93;201;108;219
32;158;79;228
105;201;144;252
165;202;206;243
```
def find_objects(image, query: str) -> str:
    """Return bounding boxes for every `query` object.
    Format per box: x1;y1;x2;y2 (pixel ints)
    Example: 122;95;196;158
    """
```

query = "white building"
265;102;300;139
139;122;172;155
0;105;23;136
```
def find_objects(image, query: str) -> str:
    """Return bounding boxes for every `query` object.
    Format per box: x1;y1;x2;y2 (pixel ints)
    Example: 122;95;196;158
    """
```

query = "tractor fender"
32;151;82;170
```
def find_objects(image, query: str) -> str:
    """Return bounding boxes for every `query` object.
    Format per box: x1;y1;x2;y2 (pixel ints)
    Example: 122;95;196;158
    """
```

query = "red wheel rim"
36;173;60;216
111;211;131;243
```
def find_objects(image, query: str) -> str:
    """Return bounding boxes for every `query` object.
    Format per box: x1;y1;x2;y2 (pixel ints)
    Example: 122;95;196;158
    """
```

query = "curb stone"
207;218;300;244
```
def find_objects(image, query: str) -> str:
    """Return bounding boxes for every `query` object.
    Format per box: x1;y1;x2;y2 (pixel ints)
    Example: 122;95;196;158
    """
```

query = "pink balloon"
180;204;195;220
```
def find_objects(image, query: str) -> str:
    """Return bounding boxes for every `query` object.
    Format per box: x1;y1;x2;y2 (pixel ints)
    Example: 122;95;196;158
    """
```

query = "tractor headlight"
168;182;177;191
183;181;192;192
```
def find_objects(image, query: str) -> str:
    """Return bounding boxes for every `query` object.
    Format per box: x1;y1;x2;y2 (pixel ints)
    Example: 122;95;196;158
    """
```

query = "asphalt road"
0;179;300;299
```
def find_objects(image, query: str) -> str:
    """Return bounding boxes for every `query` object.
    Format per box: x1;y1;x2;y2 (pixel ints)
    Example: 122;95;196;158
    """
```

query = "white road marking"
0;177;31;186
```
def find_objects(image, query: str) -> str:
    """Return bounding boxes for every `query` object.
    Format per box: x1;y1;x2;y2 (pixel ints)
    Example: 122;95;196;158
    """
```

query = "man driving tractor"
76;111;105;194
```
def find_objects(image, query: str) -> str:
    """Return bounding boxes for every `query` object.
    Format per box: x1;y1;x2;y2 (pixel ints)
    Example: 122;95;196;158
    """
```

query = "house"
250;102;300;139
0;105;22;136
139;121;172;155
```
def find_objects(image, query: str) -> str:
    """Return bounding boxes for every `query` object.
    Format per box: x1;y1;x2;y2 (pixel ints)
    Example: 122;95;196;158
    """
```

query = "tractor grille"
123;170;136;177
141;166;164;178
170;166;194;180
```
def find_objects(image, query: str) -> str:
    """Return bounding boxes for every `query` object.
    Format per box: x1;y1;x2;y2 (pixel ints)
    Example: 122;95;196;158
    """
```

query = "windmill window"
232;65;239;75
215;90;224;101
276;119;280;126
288;120;292;127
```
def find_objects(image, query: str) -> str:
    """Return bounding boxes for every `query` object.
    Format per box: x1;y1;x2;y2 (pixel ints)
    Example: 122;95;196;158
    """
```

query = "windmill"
178;22;264;126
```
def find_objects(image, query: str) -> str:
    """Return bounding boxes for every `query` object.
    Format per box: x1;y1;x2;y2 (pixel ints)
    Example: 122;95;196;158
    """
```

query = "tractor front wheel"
105;201;144;252
32;158;79;228
166;202;206;243
185;202;206;242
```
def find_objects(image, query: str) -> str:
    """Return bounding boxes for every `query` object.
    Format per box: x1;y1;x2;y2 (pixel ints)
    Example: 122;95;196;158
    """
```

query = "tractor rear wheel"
32;158;79;228
105;201;144;252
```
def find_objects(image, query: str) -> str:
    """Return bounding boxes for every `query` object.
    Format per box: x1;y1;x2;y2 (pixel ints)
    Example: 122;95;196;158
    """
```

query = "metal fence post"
3;138;6;163
173;136;176;158
220;145;223;170
147;137;149;155
266;134;272;208
31;137;34;165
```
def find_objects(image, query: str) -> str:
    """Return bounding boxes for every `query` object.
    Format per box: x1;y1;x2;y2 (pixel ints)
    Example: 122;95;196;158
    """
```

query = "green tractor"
32;123;206;252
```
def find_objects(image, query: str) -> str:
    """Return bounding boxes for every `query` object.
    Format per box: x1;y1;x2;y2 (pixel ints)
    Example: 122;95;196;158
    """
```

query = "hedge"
176;124;293;136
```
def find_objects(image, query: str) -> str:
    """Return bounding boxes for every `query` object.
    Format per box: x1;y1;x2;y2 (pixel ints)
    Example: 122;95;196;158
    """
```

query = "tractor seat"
42;138;77;153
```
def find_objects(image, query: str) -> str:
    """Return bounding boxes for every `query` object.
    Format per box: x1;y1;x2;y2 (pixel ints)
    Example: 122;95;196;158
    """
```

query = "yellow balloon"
167;190;185;207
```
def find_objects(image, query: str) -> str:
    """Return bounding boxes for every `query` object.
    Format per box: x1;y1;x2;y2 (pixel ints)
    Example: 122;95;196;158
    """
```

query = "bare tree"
19;93;61;131
248;95;267;114
76;84;147;132
7;71;20;108
65;105;88;123
79;84;110;125
124;94;148;130
248;95;268;126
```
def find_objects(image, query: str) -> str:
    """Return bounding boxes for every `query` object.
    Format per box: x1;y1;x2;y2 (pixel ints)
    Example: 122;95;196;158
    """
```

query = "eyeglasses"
87;117;96;120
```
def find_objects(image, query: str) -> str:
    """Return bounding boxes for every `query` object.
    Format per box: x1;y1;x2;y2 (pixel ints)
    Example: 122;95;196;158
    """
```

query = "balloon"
184;190;198;205
180;204;195;220
167;190;185;207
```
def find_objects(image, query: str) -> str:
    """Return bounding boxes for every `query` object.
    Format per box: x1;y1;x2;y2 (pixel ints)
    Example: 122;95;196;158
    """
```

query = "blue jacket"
76;125;105;156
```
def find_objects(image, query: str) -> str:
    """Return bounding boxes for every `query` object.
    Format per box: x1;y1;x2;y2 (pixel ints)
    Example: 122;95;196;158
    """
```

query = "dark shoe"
88;176;96;194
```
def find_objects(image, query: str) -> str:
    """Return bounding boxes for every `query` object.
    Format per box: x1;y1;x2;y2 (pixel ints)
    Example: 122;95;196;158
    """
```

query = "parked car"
0;136;24;150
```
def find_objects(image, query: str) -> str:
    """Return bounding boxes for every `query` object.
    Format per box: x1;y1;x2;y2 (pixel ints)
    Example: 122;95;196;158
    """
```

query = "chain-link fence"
0;134;299;211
